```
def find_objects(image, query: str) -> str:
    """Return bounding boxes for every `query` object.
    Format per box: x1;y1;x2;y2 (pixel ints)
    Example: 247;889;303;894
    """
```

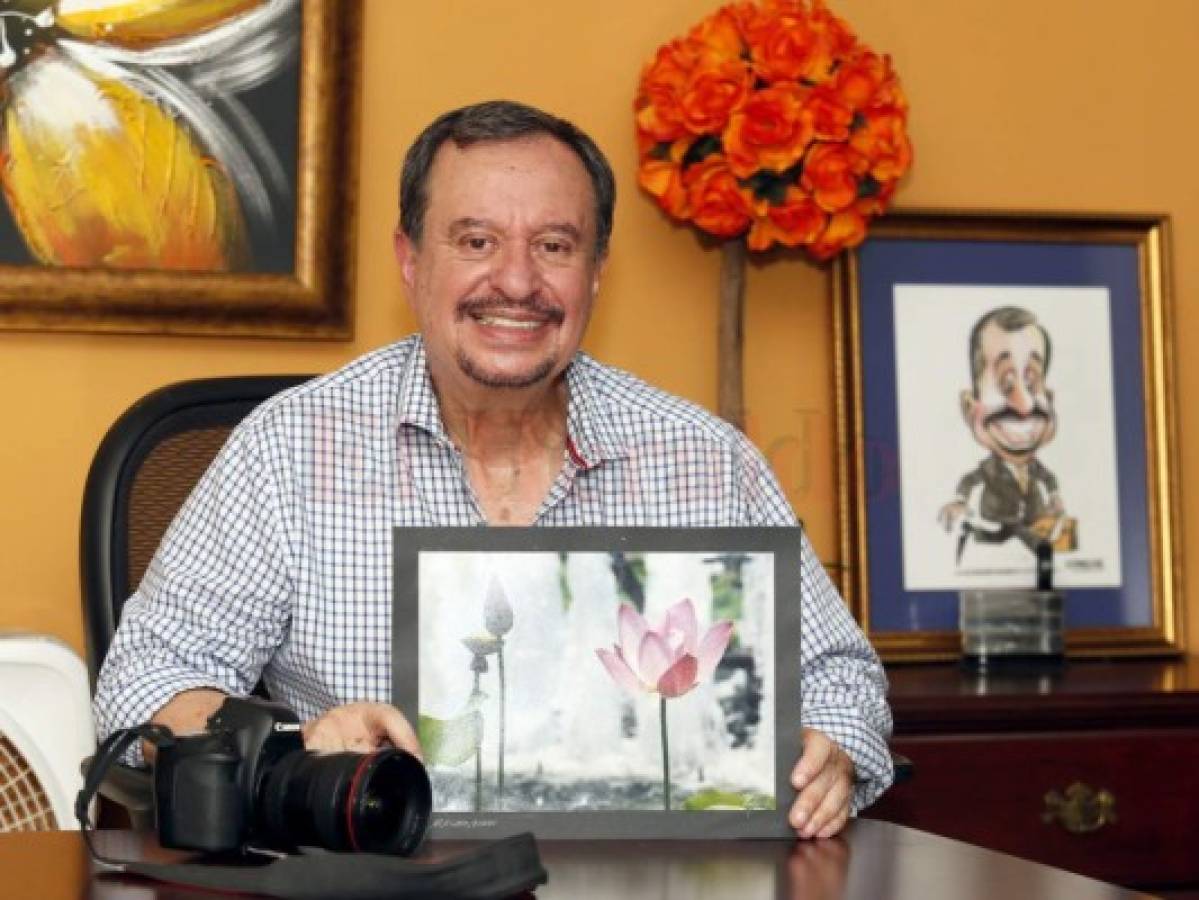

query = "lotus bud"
483;576;514;637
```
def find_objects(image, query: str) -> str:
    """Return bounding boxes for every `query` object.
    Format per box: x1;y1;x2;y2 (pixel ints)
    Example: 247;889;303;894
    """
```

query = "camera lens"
258;749;431;855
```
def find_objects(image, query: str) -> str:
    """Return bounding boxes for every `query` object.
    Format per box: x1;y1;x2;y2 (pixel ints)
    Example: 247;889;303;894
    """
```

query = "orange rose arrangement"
636;0;911;260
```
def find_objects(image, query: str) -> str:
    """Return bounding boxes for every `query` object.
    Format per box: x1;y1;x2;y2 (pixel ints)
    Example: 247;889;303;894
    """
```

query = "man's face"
960;321;1057;464
394;135;604;394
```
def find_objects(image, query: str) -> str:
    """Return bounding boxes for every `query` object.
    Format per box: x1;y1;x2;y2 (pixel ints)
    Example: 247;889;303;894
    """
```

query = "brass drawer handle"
1043;782;1117;834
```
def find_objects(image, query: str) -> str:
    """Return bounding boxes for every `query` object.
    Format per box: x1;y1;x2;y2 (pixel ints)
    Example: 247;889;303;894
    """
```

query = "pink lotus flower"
596;599;734;698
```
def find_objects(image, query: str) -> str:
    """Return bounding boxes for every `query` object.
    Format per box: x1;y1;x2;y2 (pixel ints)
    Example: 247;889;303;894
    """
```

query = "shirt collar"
396;336;629;466
564;353;629;468
395;336;452;446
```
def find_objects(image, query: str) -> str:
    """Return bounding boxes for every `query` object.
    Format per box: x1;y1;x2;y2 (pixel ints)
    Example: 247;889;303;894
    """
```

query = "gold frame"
0;0;361;339
833;210;1184;661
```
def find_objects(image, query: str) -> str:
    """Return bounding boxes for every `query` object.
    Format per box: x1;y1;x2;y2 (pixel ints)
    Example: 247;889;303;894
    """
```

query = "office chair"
80;375;313;690
0;635;95;831
79;375;312;825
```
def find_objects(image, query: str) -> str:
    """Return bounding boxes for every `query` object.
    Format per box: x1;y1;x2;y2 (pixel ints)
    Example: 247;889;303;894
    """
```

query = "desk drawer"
864;730;1199;888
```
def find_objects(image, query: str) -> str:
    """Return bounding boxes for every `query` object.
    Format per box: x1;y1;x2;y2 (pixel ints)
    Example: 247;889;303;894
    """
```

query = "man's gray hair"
398;100;616;260
968;306;1052;393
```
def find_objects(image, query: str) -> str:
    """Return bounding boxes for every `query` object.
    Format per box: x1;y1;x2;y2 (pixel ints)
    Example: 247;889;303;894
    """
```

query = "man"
938;306;1074;558
95;101;892;839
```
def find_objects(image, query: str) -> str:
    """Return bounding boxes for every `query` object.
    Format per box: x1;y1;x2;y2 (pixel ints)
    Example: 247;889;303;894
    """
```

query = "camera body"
154;697;301;853
153;697;431;855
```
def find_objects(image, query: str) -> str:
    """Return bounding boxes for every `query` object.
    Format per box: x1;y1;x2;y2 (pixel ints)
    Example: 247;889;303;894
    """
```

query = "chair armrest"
891;750;915;785
81;755;155;831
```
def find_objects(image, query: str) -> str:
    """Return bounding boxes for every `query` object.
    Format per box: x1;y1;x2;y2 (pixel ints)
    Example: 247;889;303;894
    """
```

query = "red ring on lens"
345;753;375;853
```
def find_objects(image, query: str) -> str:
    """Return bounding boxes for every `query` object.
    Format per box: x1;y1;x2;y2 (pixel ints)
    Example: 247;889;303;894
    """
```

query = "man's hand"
147;688;228;763
302;702;422;758
789;727;854;839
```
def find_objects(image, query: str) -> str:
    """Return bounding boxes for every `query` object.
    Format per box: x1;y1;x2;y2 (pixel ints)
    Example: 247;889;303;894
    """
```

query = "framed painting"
392;527;803;840
834;211;1183;661
0;0;361;338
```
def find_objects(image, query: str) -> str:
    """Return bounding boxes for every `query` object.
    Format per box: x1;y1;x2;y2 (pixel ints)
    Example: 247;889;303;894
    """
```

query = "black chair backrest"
79;376;312;689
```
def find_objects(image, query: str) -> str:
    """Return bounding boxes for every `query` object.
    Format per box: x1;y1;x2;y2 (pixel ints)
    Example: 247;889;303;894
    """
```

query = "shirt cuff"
96;671;231;768
801;711;895;815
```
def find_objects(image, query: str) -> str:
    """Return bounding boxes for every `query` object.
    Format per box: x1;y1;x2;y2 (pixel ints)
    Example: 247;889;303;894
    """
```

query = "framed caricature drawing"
835;211;1183;661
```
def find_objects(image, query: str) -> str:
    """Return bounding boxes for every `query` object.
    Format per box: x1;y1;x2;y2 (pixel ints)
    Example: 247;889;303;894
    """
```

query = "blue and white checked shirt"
94;335;893;810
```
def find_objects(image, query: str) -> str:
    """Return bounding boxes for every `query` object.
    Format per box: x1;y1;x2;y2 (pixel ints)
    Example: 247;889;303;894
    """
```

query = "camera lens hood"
260;747;432;855
345;749;431;855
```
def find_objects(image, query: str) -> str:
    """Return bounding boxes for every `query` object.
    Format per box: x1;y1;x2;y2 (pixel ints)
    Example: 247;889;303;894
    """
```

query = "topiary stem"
718;239;747;431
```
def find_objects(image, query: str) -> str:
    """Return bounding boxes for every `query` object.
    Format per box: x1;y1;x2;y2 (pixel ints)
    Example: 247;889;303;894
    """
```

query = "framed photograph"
392;527;803;840
834;211;1183;661
0;0;360;339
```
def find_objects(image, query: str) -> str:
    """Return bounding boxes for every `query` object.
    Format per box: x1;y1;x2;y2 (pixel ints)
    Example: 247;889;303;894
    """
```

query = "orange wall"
0;0;1193;659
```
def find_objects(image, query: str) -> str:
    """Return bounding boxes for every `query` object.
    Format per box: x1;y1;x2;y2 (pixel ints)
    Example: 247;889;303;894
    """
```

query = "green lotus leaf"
419;708;483;767
682;789;776;811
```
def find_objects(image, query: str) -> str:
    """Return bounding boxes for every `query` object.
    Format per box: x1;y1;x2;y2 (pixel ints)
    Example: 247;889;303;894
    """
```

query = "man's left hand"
789;727;854;839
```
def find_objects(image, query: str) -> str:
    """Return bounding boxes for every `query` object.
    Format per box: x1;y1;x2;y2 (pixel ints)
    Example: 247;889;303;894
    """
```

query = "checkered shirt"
94;335;893;811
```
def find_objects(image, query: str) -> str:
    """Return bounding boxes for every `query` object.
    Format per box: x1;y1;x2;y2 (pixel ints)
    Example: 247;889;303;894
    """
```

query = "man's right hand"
148;695;423;762
302;702;423;759
146;688;228;763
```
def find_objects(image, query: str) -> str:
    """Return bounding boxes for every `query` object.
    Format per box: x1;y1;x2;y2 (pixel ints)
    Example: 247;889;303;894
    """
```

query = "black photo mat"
392;527;803;840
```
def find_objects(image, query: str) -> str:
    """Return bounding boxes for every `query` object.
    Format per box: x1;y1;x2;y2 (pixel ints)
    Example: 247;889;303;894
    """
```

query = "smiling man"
94;101;893;840
938;305;1072;558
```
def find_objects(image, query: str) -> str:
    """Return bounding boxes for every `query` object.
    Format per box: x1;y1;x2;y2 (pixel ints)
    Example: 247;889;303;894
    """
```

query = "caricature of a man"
938;306;1074;558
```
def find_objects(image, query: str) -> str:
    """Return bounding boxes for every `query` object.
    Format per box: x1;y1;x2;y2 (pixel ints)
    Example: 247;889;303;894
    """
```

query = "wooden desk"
0;822;1154;899
865;657;1199;894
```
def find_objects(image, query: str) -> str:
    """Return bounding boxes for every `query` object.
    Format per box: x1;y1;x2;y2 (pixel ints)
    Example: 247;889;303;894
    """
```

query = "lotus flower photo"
597;600;734;809
417;550;776;814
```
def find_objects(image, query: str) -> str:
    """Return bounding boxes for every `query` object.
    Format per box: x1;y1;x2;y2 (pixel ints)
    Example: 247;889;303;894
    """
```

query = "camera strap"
99;835;548;900
77;727;549;899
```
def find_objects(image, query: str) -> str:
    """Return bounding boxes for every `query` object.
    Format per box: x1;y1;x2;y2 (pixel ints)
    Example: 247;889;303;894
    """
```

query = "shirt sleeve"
735;434;895;813
955;465;984;502
92;416;294;766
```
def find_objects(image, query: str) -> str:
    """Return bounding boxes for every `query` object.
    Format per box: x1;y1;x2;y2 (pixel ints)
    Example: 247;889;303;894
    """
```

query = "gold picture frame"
834;210;1183;661
0;0;361;339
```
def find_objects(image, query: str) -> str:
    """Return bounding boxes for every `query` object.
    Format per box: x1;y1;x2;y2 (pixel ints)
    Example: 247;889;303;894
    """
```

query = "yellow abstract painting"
0;0;298;272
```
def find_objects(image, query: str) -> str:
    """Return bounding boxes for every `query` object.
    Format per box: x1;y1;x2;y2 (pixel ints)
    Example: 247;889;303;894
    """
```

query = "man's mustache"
456;296;565;324
983;405;1052;429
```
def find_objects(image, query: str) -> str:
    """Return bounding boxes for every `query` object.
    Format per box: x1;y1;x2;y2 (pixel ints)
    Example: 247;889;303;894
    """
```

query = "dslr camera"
152;696;431;855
